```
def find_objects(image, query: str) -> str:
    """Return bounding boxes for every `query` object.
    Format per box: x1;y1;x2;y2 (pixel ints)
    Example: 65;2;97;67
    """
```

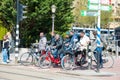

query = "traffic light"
18;4;27;21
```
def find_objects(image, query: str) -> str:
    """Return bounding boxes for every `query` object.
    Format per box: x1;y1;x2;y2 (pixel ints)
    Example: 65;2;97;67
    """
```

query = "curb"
57;70;116;77
0;62;20;66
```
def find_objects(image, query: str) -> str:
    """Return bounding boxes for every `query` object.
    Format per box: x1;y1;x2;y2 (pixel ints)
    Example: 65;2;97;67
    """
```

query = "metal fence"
115;39;120;58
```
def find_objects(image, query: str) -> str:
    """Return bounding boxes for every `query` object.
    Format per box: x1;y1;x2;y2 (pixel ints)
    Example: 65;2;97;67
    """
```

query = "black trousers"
7;50;10;60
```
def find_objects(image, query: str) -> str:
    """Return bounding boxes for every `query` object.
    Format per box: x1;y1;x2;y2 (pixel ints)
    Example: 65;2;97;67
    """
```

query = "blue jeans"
94;47;103;66
52;49;58;58
2;49;8;63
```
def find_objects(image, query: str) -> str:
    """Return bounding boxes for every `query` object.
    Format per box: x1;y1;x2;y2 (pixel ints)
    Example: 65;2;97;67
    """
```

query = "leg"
99;47;103;67
52;49;58;58
2;49;8;63
7;50;10;60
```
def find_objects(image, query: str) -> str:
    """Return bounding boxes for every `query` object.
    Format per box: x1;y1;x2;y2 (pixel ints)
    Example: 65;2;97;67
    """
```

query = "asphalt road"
0;65;98;80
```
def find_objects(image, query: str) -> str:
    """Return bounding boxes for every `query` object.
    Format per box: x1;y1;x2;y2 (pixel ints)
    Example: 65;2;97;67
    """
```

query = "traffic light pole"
15;0;19;63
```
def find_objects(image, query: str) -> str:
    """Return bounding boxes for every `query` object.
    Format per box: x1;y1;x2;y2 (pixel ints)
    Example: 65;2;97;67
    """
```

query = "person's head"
69;30;74;36
65;34;69;39
3;35;8;41
80;31;85;37
40;32;44;38
92;31;97;36
6;32;11;37
55;34;60;40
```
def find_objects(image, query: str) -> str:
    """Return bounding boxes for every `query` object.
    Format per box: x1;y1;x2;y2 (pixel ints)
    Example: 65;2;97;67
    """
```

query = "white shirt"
78;35;90;50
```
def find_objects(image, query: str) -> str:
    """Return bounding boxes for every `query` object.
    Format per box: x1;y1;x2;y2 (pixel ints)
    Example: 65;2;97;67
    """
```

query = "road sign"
88;0;111;5
88;0;99;4
101;0;111;5
88;4;112;11
81;10;98;16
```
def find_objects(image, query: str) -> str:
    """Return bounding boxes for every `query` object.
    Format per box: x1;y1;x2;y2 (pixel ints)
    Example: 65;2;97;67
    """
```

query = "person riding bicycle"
76;31;90;65
47;32;56;46
63;32;71;51
52;34;63;59
69;30;79;45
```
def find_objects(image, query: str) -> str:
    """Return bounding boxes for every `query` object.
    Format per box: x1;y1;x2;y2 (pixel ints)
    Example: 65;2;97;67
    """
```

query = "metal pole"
96;0;101;72
15;0;19;63
88;51;92;70
52;14;55;33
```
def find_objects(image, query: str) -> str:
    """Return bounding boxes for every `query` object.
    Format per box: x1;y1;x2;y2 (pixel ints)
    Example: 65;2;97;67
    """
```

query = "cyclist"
76;31;90;65
47;32;56;46
69;30;79;44
63;32;71;51
52;34;63;59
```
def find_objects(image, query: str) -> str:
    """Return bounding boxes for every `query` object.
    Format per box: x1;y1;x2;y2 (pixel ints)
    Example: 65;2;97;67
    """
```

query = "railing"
114;39;120;58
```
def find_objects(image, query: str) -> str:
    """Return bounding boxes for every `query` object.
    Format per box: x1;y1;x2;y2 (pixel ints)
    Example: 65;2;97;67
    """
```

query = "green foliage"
0;0;73;47
0;21;8;40
19;0;73;47
0;0;16;30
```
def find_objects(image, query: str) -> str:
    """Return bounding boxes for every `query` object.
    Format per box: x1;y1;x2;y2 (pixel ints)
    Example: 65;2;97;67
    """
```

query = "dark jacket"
70;34;79;44
54;37;63;50
3;40;9;49
47;36;56;46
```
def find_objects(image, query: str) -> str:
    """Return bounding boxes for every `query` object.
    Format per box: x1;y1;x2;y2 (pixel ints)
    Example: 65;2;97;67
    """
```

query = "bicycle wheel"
102;51;114;68
38;54;51;69
20;52;33;66
61;55;75;70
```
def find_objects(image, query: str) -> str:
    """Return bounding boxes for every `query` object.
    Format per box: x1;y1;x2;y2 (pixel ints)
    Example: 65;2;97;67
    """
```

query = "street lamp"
51;5;56;33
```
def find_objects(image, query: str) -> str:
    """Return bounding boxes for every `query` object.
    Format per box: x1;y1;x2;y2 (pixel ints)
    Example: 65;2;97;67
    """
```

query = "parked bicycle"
89;45;114;69
19;43;41;66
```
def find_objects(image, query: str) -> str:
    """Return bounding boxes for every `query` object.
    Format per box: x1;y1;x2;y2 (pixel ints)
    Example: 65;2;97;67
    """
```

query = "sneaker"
2;62;7;64
7;60;10;63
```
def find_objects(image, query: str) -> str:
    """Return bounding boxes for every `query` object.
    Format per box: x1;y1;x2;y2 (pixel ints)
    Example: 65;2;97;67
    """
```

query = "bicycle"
19;43;41;66
38;45;61;69
61;40;86;70
89;45;114;69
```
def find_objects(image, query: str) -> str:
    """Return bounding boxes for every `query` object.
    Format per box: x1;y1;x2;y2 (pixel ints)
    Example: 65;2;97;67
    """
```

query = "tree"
0;0;16;30
19;0;74;47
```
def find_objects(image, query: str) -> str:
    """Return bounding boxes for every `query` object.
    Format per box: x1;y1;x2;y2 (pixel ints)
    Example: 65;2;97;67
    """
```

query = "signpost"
88;5;112;11
88;0;111;4
81;10;98;16
80;0;112;72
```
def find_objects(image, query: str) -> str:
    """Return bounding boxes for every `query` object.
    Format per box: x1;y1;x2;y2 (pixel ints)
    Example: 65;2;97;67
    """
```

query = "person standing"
6;32;12;62
2;35;9;64
39;32;47;52
92;31;104;68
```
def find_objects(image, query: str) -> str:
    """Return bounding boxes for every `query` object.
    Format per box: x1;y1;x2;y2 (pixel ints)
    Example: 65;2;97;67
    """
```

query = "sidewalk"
0;48;29;66
0;49;120;80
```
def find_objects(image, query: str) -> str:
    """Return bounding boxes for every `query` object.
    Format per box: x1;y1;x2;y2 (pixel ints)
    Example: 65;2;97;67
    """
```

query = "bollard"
88;51;92;70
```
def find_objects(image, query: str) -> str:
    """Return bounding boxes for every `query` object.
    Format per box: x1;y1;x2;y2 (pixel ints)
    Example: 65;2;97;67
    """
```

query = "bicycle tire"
20;52;33;66
102;51;114;68
61;55;75;70
38;54;52;69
